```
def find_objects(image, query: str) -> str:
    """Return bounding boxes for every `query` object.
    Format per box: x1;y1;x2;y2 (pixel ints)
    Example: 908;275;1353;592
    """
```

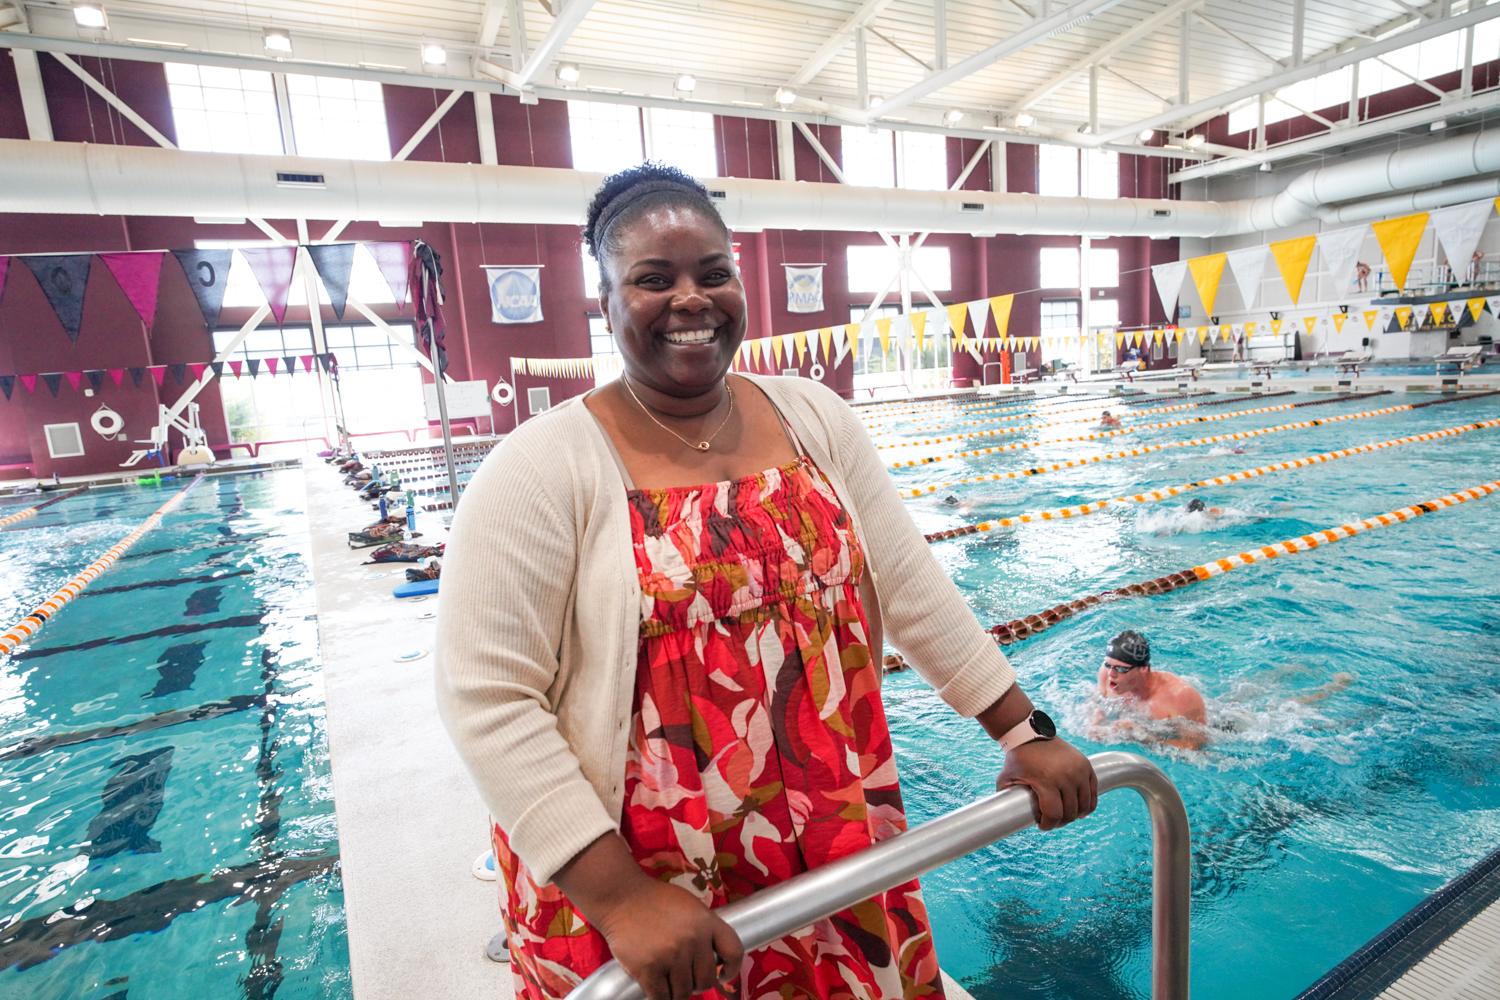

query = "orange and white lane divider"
880;392;1197;435
0;476;203;655
0;487;89;529
862;393;1064;430
924;418;1500;541
888;390;1497;471
891;388;1295;437
988;479;1500;645
857;392;1030;421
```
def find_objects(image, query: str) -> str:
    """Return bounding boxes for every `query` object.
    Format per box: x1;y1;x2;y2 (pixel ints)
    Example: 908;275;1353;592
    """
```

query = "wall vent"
44;422;85;459
527;387;552;414
707;189;727;200
960;202;984;212
1151;208;1173;218
275;172;326;188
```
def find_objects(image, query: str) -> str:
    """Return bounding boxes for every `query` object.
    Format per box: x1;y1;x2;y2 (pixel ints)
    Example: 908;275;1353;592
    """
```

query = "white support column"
856;27;869;109
1291;0;1305;67
775;119;797;181
273;73;297;154
507;0;528;72
1178;12;1191;105
12;49;53;141
474;90;499;165
1089;65;1099;134
934;0;947;70
296;219;337;444
1348;60;1360;126
1080;235;1092;372
1256;92;1266;151
1462;25;1475;98
992;140;1007;193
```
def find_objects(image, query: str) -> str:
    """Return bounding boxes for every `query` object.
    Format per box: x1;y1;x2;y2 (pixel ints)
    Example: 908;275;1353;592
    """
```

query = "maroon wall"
0;48;1175;477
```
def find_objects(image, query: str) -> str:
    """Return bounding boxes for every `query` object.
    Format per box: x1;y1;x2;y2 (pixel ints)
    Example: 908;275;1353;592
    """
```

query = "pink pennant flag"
150;366;167;386
229;360;243;378
300;354;315;373
19;373;37;394
98;251;166;329
189;362;208;382
240;247;299;325
64;371;83;391
265;357;280;375
108;368;125;386
366;242;412;311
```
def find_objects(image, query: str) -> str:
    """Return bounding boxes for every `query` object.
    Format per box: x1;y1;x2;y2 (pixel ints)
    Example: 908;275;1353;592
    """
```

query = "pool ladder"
569;751;1192;1000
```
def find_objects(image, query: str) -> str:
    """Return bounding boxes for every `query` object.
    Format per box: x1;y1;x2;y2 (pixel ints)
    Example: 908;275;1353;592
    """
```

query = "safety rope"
0;487;89;529
865;392;1113;430
988;479;1500;645
924;418;1500;541
893;388;1299;437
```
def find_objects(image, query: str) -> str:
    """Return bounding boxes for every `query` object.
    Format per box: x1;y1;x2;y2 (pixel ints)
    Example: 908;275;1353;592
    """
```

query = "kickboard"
393;578;440;598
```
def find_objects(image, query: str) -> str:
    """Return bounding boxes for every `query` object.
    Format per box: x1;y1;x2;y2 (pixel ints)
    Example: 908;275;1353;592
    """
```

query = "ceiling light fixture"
943;108;964;125
1138;127;1155;142
1013;112;1035;129
867;94;884;110
774;87;797;106
556;62;581;84
1184;133;1206;148
263;27;293;54
1429;119;1448;131
674;74;697;93
420;43;447;68
72;3;108;29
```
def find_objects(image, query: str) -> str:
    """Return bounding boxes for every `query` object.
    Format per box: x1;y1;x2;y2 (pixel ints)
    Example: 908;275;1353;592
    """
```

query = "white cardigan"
434;374;1016;883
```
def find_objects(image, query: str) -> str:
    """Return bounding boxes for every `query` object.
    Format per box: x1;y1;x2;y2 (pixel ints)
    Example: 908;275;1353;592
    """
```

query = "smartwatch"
997;709;1057;752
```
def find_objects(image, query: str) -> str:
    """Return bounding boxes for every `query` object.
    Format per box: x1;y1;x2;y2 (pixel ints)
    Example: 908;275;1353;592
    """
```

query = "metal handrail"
569;751;1190;1000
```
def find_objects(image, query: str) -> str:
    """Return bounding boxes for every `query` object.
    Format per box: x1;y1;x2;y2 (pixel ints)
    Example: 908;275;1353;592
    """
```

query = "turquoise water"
0;471;350;1000
875;390;1500;999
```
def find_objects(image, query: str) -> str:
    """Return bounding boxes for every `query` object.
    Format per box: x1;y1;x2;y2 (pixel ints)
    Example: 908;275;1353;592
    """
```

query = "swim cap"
1187;498;1207;512
943;495;960;506
1106;630;1151;667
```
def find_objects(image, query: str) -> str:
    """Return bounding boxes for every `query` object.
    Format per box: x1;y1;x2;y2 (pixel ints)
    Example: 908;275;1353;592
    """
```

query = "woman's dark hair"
583;162;729;290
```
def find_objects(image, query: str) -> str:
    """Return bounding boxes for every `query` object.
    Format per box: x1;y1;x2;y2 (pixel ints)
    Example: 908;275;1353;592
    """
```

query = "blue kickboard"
393;578;440;598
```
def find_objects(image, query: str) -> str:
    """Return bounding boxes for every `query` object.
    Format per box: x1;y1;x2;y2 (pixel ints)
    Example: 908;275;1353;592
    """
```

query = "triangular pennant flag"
1150;260;1188;319
1173;328;1184;343
150;366;167;386
1371;212;1429;291
1315;227;1367;295
738;341;753;370
0;375;12;401
1332;312;1349;333
1429;302;1448;326
248;358;262;377
85;370;105;392
770;334;784;368
283;355;298;376
1394;305;1413;329
98;251;166;330
1301;315;1318;336
128;367;145;387
64;371;82;392
1244;321;1258;337
210;362;225;378
876;317;893;356
265;357;281;376
171;249;234;329
819;327;833;362
168;363;188;385
1428;200;1493;280
989;294;1015;338
1131;330;1143;347
1116;331;1127;348
21;255;93;344
759;337;773;369
911;310;928;354
1226;246;1269;310
967;298;990;339
20;374;38;394
833;323;851;362
229;360;244;378
301;354;315;373
366;242;413;310
108;368;125;386
1362;309;1380;330
1269;235;1317;304
1218;324;1232;342
1196;327;1208;345
41;373;62;397
1186;253;1228;317
945;302;968;347
189;362;208;382
1468;297;1487;322
1270;318;1284;336
240;247;299;325
1208;326;1220;344
793;331;808;366
306;243;358;320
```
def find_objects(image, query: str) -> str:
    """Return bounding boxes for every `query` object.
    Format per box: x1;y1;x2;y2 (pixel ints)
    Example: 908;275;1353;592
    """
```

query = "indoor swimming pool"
0;471;350;1000
876;388;1500;999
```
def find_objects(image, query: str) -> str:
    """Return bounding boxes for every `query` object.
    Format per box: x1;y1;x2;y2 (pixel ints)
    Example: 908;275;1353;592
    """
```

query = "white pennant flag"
780;333;797;369
1226;246;1269;310
759;337;773;369
1316;226;1367;296
831;322;849;363
1429;200;1494;280
967;299;991;339
1151;260;1189;319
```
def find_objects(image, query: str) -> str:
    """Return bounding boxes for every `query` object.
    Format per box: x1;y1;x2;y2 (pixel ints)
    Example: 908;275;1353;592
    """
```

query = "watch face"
1031;709;1057;739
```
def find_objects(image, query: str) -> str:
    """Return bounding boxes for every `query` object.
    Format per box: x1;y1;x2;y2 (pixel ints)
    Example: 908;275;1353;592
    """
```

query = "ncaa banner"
485;265;544;324
784;264;825;314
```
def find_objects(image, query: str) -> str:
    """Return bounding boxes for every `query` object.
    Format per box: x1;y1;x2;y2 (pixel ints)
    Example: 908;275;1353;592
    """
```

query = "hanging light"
72;3;108;29
943;108;964;126
263;27;293;54
1013;112;1035;129
556;62;581;84
674;73;697;93
1184;133;1206;148
774;87;797;106
420;43;447;68
1137;127;1155;142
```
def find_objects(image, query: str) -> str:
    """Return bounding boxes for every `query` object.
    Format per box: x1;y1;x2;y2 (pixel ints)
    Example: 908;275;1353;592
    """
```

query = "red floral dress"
493;454;944;1000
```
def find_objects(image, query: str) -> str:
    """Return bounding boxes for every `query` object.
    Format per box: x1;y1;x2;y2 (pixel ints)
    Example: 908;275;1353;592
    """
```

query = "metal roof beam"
786;0;899;88
477;0;507;49
513;0;598;89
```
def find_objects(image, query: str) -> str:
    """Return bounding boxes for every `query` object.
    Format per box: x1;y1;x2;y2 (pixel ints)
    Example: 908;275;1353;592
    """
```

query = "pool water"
0;471;349;1000
874;389;1500;999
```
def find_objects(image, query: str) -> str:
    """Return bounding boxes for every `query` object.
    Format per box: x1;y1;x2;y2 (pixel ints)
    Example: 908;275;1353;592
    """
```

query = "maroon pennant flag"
64;371;83;392
189;362;208;382
150;366;167;386
109;368;126;386
98;251;166;330
366;242;412;310
264;357;280;375
20;374;38;394
229;360;243;378
300;354;315;373
240;247;298;325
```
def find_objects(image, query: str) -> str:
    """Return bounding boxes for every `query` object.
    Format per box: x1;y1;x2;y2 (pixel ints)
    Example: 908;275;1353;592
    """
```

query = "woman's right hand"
594;879;744;1000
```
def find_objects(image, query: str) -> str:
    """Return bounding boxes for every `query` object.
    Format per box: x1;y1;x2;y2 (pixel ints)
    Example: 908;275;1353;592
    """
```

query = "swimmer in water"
1099;410;1122;428
1093;630;1207;751
1186;497;1225;519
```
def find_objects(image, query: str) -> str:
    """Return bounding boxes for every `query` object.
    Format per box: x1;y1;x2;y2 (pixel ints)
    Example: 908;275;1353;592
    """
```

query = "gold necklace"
622;375;734;452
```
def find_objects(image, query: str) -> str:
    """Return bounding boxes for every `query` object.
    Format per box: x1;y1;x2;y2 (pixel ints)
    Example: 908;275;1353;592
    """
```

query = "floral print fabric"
494;456;944;1000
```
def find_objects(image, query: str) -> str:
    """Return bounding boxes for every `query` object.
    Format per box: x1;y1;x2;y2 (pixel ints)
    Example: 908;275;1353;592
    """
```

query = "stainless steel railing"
569;751;1191;1000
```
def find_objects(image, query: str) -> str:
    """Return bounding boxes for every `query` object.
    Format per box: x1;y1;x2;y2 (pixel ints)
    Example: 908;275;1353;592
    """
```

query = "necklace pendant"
695;441;711;451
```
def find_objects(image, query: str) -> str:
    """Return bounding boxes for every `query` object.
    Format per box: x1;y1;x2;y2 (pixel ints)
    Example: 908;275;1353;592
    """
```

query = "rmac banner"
485;265;544;324
784;264;825;314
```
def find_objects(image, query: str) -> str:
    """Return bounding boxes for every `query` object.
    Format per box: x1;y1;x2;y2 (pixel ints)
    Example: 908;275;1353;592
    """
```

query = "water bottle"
378;494;389;521
405;492;416;537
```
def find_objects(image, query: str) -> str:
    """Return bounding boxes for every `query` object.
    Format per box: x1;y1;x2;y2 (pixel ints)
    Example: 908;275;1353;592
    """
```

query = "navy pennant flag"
306;243;358;320
168;363;188;385
22;255;93;344
85;370;105;392
282;355;298;376
210;362;226;378
41;372;63;397
171;249;234;330
247;358;262;378
0;375;13;400
128;367;146;388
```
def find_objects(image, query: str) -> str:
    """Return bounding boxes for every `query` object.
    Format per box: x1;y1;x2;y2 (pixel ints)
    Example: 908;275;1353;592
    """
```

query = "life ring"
91;406;124;438
491;380;515;406
810;362;826;381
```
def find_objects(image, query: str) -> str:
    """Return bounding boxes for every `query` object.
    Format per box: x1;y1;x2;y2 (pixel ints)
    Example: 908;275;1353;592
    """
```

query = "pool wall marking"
0;475;204;655
0;486;89;529
987;479;1500;644
924;419;1500;541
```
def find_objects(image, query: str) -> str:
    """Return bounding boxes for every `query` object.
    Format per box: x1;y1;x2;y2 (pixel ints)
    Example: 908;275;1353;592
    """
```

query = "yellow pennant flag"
1301;315;1318;336
1115;331;1126;348
1362;309;1380;330
876;317;893;357
1187;253;1229;317
1468;297;1487;322
1218;323;1233;340
1394;305;1413;329
1371;212;1429;291
1196;326;1208;345
793;330;808;365
1332;312;1348;333
946;303;968;348
849;324;860;361
1244;321;1257;337
819;326;833;362
989;294;1015;338
1429;302;1447;326
1270;318;1284;336
771;334;784;367
1153;328;1164;345
1269;235;1317;304
1173;327;1184;343
911;310;928;353
1130;329;1142;347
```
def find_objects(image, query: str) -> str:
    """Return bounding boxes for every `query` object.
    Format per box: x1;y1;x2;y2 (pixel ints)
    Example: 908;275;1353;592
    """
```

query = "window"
213;322;415;371
841;127;896;188
849;304;901;378
1040;298;1080;332
845;245;952;294
1038;144;1079;197
1039;247;1080;288
1084;150;1118;199
569;100;645;174
644;108;718;177
589;314;621;386
165;63;283;155
194;242;396;310
1087;247;1119;288
286;74;390;160
847;303;951;390
581;248;604;297
527;387;552;414
44;423;85;459
898;131;948;191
